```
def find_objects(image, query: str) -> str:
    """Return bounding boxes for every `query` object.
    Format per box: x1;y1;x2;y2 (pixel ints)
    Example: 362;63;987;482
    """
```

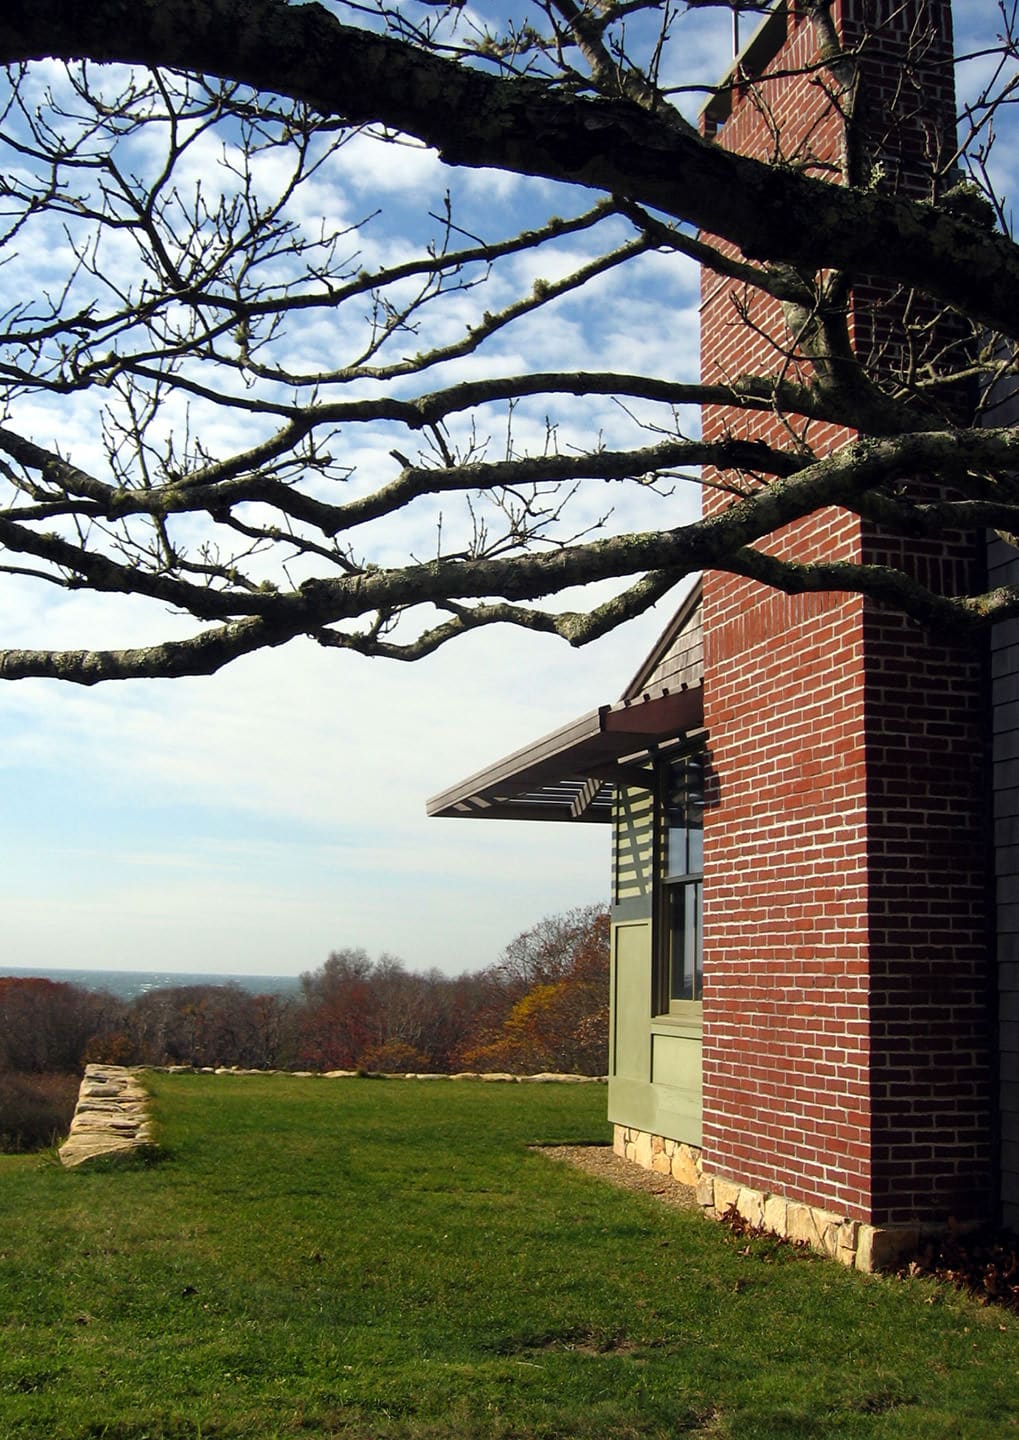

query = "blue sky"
0;1;1012;978
0;616;674;976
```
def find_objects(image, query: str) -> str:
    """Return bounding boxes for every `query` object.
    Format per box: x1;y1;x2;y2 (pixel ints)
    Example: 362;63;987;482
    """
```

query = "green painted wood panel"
650;1029;703;1147
611;919;651;1082
609;772;703;1149
608;919;704;1145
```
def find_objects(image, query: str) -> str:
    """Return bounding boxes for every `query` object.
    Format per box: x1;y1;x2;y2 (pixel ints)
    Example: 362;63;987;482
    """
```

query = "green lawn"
1;1074;1017;1439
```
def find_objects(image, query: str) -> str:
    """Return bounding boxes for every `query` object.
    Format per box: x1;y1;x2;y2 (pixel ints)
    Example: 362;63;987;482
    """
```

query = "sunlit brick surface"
697;0;991;1225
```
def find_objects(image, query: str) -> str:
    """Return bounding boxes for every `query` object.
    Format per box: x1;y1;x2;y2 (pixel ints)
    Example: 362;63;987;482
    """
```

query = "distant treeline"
0;904;608;1093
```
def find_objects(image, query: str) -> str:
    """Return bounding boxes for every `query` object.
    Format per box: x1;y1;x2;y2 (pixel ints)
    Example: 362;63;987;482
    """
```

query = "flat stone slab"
59;1065;155;1168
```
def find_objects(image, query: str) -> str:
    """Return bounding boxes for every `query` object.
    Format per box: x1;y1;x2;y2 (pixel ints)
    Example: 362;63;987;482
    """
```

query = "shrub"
0;1071;80;1152
83;1031;136;1065
356;1039;432;1074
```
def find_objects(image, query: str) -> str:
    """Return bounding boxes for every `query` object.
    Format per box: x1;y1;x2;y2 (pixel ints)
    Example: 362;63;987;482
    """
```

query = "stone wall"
59;1065;154;1167
58;1066;606;1168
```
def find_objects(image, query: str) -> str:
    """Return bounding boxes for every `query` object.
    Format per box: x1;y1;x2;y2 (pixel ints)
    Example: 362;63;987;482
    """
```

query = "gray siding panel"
643;608;703;697
627;598;704;701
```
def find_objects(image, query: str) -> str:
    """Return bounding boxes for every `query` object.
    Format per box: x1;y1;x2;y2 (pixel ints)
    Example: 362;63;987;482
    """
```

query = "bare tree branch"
0;1;1012;681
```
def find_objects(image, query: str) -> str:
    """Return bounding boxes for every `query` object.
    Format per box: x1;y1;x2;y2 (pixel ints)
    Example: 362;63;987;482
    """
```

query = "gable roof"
621;578;702;702
426;583;704;823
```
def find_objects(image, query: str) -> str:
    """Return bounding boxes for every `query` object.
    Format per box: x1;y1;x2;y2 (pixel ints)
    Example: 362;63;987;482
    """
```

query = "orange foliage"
357;1039;432;1074
459;907;609;1074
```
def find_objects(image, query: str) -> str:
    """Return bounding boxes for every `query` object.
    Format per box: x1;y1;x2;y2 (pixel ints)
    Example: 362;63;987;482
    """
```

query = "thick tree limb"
3;0;1017;338
0;2;1014;683
5;426;1019;683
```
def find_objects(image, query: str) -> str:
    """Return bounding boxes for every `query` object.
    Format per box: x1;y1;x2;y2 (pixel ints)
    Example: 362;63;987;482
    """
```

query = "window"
657;754;703;1013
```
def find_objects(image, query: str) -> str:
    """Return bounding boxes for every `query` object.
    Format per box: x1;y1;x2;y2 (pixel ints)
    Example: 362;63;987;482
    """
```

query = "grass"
1;1074;1018;1439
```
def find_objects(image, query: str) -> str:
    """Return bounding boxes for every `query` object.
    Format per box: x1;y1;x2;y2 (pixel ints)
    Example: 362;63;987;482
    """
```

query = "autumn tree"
493;905;612;997
296;948;495;1071
297;949;381;1069
460;981;610;1075
124;983;297;1068
0;977;125;1150
0;1;1014;686
0;977;123;1073
460;906;609;1073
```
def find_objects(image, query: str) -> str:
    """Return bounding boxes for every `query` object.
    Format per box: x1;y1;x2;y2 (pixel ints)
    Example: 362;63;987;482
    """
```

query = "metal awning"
426;685;703;823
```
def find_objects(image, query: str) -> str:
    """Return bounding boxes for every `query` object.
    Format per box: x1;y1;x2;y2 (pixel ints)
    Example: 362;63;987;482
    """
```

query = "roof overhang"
426;685;703;824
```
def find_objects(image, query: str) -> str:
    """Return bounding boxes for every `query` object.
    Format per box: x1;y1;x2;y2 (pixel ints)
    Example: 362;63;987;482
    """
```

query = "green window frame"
656;753;704;1016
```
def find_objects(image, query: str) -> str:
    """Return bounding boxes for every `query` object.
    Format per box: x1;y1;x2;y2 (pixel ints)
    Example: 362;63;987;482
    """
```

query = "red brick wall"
862;539;990;1223
702;579;875;1218
699;0;992;1225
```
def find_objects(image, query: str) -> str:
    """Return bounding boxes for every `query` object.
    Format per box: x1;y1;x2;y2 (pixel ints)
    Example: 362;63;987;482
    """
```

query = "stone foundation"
613;1125;929;1273
614;1122;704;1187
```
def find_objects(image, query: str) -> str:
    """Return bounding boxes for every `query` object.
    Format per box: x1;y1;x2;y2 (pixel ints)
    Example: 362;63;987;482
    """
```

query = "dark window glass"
659;755;704;1010
665;758;703;878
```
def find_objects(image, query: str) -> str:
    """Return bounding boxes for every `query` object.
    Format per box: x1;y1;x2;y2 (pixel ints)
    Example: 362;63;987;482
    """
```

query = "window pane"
687;801;703;875
658;751;704;1016
667;817;688;877
667;879;702;1003
668;885;687;1001
665;757;703;879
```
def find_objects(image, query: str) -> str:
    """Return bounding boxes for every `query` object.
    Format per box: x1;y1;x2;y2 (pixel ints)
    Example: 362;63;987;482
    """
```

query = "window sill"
650;1011;703;1041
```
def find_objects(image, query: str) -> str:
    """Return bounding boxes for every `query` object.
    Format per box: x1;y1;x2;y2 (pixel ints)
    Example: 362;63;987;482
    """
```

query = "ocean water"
0;966;303;1002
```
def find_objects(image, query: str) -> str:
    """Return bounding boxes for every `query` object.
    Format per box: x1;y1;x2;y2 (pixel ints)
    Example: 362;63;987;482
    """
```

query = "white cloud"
0;601;674;975
333;131;445;196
